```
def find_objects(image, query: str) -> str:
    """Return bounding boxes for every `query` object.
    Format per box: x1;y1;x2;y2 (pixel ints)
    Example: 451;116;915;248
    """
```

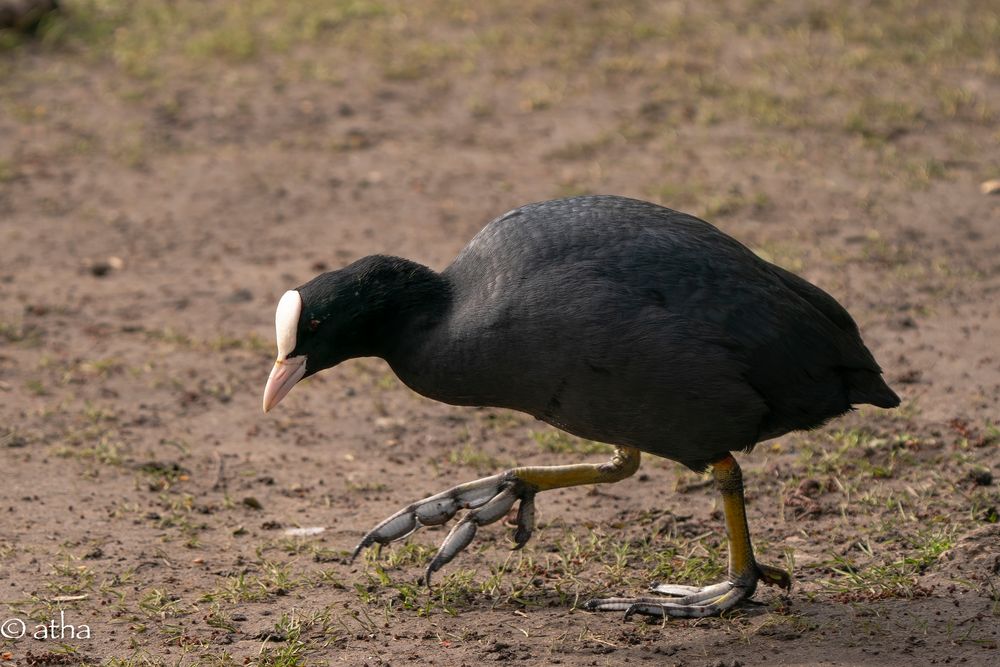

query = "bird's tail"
846;369;900;408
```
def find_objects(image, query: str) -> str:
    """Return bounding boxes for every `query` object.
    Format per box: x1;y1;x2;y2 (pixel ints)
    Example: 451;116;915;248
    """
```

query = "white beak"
262;355;307;412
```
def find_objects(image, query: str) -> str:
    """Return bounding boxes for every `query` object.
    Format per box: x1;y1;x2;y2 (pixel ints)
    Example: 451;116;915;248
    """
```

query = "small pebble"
89;261;112;277
242;496;263;509
224;288;254;304
969;468;993;486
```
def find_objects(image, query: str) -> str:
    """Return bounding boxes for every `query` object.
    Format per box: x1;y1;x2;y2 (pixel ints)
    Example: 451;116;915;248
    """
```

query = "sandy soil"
1;1;998;665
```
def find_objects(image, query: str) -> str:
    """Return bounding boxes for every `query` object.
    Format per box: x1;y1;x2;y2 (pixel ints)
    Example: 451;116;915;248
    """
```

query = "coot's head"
262;266;383;412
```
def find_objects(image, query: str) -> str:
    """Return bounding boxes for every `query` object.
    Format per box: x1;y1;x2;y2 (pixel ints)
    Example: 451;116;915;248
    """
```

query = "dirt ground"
1;1;999;665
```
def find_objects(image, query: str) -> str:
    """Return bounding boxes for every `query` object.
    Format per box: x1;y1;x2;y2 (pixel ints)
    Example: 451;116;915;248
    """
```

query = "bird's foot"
350;472;536;585
583;561;790;619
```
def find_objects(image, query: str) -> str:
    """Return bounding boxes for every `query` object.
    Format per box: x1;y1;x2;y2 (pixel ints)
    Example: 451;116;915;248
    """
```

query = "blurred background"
1;1;998;664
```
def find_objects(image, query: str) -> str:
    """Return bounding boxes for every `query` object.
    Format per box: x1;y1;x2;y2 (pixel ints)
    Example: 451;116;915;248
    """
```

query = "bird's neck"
360;255;452;359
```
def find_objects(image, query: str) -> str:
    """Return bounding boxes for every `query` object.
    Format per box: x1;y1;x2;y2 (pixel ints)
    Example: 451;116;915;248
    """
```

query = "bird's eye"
308;319;321;332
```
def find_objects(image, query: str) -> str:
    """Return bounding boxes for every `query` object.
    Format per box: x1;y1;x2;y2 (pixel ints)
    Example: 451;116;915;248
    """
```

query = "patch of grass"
0;1;684;93
648;182;705;211
81;402;118;424
902;156;949;189
0;159;18;182
24;378;48;396
254;609;338;666
379;541;436;569
360;566;483;617
552;180;594;199
136;461;189;490
141;327;193;347
345;479;389;494
186;12;258;61
138;589;190;619
46;556;97;596
798;429;914;480
642;536;727;589
54;438;125;466
200;573;270;604
531;430;612;456
208;333;270;353
545;133;620;162
715;85;807;130
754;611;820;639
752;241;805;272
203;606;239;634
700;187;771;220
380;41;458;81
269;536;318;557
19;0;395;79
820;528;955;601
111;128;151;168
374;371;399;390
447;443;509;473
935;85;996;123
477;409;528;432
825;1;1000;67
648;180;771;221
200;561;300;604
844;98;921;143
909;529;956;569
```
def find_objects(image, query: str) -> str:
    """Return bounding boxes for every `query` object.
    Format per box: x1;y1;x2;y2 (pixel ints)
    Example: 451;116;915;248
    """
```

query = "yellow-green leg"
513;445;641;489
585;454;790;618
713;455;790;592
351;446;641;584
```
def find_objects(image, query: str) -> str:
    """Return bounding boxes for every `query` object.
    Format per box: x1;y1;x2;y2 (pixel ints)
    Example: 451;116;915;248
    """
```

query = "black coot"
263;195;898;618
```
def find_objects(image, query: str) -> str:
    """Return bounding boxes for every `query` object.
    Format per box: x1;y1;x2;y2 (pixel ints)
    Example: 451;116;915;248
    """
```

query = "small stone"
969;468;993;486
88;261;112;277
1;432;27;448
242;496;263;510
224;288;253;304
797;478;823;497
980;179;1000;195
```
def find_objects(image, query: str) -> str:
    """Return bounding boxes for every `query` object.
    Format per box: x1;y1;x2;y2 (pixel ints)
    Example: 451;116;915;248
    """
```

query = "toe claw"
351;509;420;562
512;492;535;549
349;541;368;563
350;535;380;563
757;562;792;589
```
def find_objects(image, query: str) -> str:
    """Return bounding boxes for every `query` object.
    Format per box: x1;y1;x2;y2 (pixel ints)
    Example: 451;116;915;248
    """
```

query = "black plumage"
266;195;899;617
290;195;897;471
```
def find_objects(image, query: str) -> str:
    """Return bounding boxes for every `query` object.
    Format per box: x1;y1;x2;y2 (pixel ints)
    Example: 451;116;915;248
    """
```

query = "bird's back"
430;196;897;468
